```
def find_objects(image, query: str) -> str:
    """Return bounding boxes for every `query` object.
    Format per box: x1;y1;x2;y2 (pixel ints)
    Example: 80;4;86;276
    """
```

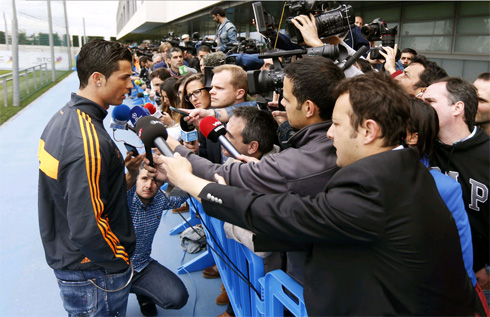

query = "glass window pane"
362;7;401;24
401;20;453;35
403;2;455;20
462;60;490;81
459;1;490;16
457;17;490;35
440;59;464;77
401;36;451;52
454;35;490;54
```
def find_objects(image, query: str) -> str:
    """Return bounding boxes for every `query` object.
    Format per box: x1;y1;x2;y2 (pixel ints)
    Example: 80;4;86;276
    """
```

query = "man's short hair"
410;55;448;89
198;45;212;53
434;77;478;131
149;68;171;81
77;39;132;89
152;53;163;63
334;72;411;147
166;47;182;60
213;64;248;92
401;48;417;56
408;97;439;159
284;56;345;120
211;6;226;17
356;59;374;73
202;51;226;67
139;56;150;65
477;72;490;81
159;42;172;53
232;106;278;155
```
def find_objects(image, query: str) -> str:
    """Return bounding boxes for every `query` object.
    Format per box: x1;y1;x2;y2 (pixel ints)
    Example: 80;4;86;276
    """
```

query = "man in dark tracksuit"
38;39;136;316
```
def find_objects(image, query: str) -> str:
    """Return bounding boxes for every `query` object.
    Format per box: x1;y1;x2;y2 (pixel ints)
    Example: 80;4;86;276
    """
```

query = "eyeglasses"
184;88;207;102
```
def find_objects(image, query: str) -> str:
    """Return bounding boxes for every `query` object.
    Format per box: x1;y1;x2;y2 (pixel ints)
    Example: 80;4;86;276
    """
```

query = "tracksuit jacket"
38;93;135;273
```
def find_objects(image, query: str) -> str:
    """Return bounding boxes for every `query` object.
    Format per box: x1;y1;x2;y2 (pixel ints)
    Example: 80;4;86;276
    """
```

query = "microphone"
110;104;131;130
135;115;174;158
180;116;198;142
129;106;150;126
144;102;163;119
199;116;240;159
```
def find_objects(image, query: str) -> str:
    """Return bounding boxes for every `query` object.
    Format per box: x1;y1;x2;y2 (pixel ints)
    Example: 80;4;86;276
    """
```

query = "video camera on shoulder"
248;44;348;110
285;1;354;45
361;18;400;60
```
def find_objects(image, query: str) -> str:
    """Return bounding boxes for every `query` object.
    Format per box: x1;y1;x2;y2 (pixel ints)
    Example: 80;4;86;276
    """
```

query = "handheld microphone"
341;46;368;72
180;116;198;142
110;104;131;130
144;102;163;119
135;116;174;158
129;106;150;126
199;116;240;159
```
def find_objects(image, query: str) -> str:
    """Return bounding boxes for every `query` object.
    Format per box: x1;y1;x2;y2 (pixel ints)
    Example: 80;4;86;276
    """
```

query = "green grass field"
0;70;72;125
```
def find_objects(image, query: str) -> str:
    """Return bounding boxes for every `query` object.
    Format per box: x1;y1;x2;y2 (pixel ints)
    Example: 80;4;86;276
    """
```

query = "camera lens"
315;5;354;38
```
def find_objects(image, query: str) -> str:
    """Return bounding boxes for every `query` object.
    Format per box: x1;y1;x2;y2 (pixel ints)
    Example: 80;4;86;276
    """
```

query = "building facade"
116;1;490;81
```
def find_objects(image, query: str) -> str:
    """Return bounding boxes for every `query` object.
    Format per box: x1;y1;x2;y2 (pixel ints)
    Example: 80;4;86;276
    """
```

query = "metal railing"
0;63;49;107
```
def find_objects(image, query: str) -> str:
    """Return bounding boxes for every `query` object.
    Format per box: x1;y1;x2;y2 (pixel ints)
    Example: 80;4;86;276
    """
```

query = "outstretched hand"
158;153;193;188
185;108;214;126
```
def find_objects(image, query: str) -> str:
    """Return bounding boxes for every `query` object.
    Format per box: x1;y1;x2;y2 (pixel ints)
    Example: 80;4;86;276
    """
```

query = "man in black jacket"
424;77;490;309
167;57;344;284
38;39;136;316
154;71;484;316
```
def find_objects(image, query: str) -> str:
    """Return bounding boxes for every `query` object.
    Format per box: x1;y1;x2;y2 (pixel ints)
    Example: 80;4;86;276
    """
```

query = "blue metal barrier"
261;270;307;317
184;198;308;317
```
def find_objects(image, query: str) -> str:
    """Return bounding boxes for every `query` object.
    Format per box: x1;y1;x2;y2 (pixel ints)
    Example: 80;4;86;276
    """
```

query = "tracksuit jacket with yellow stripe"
38;93;135;273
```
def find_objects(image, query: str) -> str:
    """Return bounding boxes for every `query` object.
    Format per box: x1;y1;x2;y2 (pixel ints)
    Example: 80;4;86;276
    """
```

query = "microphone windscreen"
144;103;156;114
180;116;195;132
129;106;149;126
199;116;225;143
112;104;131;121
137;92;144;98
135;116;169;148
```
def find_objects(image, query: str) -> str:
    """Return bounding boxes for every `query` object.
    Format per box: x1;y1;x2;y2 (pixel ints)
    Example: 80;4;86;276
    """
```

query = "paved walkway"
0;72;224;316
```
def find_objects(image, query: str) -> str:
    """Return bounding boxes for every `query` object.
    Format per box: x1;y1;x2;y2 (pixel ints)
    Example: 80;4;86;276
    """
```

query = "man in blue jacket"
211;6;238;52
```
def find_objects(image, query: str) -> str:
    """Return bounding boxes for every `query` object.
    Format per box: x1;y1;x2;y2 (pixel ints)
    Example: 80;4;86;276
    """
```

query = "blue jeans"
130;260;188;309
54;265;132;316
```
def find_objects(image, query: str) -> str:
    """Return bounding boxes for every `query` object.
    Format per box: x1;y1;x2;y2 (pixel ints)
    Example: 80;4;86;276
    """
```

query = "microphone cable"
156;182;261;298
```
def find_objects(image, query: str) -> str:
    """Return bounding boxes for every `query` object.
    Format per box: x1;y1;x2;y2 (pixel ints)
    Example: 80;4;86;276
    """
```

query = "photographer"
211;6;238;52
